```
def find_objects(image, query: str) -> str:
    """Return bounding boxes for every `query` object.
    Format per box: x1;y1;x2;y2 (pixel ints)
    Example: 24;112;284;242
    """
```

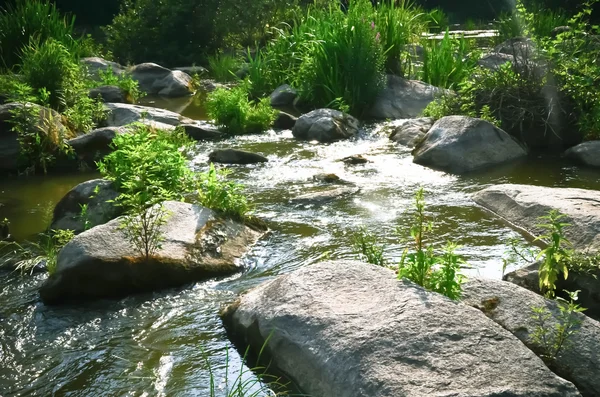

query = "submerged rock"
564;141;600;168
311;173;341;183
463;277;600;397
130;63;194;97
208;149;268;164
290;186;360;205
383;117;434;148
369;75;443;120
339;154;370;165
0;102;70;173
413;116;527;173
51;179;121;234
88;85;128;104
473;184;600;251
270;84;298;107
292;109;360;143
221;261;580;397
41;201;266;303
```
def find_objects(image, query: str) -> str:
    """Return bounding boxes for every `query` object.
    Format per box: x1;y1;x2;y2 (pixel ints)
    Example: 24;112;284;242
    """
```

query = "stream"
1;96;600;396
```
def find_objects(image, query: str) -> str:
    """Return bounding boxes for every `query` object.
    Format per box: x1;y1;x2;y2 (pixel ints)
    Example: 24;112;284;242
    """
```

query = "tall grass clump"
374;0;427;76
295;0;385;116
208;53;242;82
420;31;478;89
206;84;276;135
0;0;77;70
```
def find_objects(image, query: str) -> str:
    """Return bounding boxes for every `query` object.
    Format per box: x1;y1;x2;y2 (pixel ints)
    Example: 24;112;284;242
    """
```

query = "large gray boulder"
68;126;128;165
50;179;121;234
564;141;600;168
88;85;128;104
369;75;443;120
0;102;70;173
473;184;600;251
81;57;125;81
40;201;266;303
292;109;360;143
378;117;434;148
463;278;600;397
105;103;189;128
222;261;580;397
413;116;528;173
129;63;194;97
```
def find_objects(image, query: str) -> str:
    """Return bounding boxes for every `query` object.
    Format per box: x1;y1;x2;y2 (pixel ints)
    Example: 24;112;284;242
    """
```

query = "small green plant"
79;203;92;231
530;290;586;362
96;68;144;103
120;203;170;261
206;84;276;135
196;164;251;220
208;52;242;82
397;188;465;300
352;227;386;267
0;229;74;275
535;210;572;297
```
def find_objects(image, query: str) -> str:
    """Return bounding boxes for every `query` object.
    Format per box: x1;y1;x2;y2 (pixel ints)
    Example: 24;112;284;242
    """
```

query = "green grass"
208;53;242;82
0;0;77;70
197;164;252;220
96;68;144;103
420;31;478;89
206;84;276;135
352;227;386;267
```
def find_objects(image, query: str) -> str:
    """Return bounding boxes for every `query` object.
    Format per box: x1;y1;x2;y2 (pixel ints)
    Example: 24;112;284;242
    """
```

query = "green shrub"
397;188;465;300
420;31;478;89
0;0;77;70
197;164;251;220
206;85;276;135
535;210;573;297
208;53;241;82
96;68;144;103
98;125;195;209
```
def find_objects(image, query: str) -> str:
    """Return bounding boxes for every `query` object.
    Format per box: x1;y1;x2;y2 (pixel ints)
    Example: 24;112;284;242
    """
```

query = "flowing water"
1;97;600;396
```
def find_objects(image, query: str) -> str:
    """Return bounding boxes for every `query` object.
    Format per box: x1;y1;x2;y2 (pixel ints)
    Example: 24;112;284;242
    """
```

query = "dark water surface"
1;97;599;396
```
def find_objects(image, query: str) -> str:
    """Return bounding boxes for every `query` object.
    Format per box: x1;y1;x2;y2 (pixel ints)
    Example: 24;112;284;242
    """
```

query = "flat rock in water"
273;111;297;130
369;75;443;120
208;149;268;164
290;186;360;205
51;179;121;235
413;116;527;173
221;261;580;397
564;141;600;168
473;184;600;251
41;201;266;303
105;103;189;127
463;277;600;397
181;122;223;141
339;154;370;165
292;109;360;143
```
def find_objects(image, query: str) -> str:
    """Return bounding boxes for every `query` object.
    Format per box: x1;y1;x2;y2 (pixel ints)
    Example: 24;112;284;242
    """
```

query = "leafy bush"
96;68;144;103
397;188;465;300
197;164;251;220
206;85;276;135
98;125;195;209
208;53;241;82
0;0;77;70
